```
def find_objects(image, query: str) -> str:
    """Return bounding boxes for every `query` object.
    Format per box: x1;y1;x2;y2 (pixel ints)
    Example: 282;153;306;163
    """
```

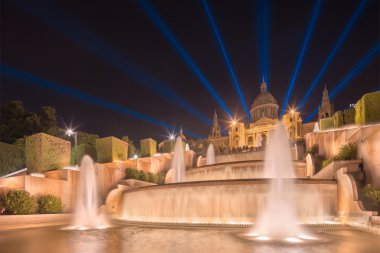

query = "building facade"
208;80;313;149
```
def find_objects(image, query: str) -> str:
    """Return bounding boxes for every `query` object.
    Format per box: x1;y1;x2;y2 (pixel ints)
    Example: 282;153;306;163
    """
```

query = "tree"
0;101;64;144
0;101;41;143
77;131;99;146
121;136;139;157
40;106;57;131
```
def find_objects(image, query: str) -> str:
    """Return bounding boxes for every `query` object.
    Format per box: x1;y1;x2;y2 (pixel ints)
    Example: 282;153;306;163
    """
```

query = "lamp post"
66;128;78;165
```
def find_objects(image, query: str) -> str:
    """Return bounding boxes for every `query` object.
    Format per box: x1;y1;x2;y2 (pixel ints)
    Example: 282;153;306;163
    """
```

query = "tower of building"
209;111;221;138
249;79;279;124
318;85;334;121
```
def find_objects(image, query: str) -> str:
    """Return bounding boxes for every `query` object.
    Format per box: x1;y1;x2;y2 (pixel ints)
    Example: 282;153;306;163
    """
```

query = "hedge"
125;167;164;184
25;133;71;173
343;108;355;125
333;111;343;128
139;170;149;181
0;142;25;176
126;168;140;180
96;136;128;163
319;117;334;131
148;172;158;184
140;138;157;157
355;91;380;125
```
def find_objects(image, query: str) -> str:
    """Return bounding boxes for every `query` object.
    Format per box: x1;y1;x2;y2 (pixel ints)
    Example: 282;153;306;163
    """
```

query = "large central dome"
250;80;279;124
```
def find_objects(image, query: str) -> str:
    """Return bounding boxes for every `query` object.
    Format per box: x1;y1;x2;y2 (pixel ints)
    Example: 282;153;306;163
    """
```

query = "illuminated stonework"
208;80;315;149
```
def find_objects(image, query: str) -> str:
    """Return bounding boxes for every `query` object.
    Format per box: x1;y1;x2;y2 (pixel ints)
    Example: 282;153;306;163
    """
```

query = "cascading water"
120;126;336;227
206;143;215;165
196;156;202;167
313;122;320;132
71;155;108;229
172;137;185;183
249;124;315;242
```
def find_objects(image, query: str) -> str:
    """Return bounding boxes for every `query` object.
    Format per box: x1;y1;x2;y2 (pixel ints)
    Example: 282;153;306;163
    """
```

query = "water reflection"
0;225;378;253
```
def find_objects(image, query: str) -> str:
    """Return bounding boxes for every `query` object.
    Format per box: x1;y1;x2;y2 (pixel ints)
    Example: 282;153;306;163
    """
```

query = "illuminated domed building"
209;79;315;150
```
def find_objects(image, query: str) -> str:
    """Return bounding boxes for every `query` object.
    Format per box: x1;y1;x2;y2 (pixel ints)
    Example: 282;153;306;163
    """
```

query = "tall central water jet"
72;155;108;229
251;124;302;240
206;143;215;165
172;137;185;183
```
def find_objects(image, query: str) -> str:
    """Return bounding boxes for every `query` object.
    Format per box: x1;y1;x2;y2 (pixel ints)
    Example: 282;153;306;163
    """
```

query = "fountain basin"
119;179;337;225
185;160;307;182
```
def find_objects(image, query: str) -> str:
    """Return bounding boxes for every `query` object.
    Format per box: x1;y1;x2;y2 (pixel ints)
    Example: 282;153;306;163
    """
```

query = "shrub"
126;168;140;180
139;170;149;181
148;172;158;184
1;190;36;215
322;156;336;168
306;144;319;156
38;194;63;214
321;143;357;168
157;171;167;185
362;184;380;207
296;137;305;146
336;143;357;160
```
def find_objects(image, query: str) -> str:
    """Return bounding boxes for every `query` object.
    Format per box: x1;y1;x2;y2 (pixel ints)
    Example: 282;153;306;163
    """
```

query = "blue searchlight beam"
304;42;380;122
137;0;233;118
0;64;205;139
298;0;368;110
11;0;212;126
201;0;251;121
281;0;322;116
255;0;270;87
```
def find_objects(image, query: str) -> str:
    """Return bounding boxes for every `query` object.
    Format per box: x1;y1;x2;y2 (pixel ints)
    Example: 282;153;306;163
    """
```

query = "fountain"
206;143;215;165
71;155;108;229
313;122;320;132
172;137;185;183
249;124;314;242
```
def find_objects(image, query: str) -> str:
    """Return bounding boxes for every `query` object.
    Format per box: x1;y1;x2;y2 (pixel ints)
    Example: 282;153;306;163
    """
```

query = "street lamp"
169;134;175;141
65;128;78;165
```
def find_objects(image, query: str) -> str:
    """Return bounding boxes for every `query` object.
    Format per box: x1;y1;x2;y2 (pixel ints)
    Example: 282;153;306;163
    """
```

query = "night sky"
1;0;379;142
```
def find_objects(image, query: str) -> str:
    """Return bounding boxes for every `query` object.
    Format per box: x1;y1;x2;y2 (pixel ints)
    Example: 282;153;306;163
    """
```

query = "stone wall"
0;169;79;212
305;124;380;187
0;161;130;212
25;133;71;173
336;168;377;226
